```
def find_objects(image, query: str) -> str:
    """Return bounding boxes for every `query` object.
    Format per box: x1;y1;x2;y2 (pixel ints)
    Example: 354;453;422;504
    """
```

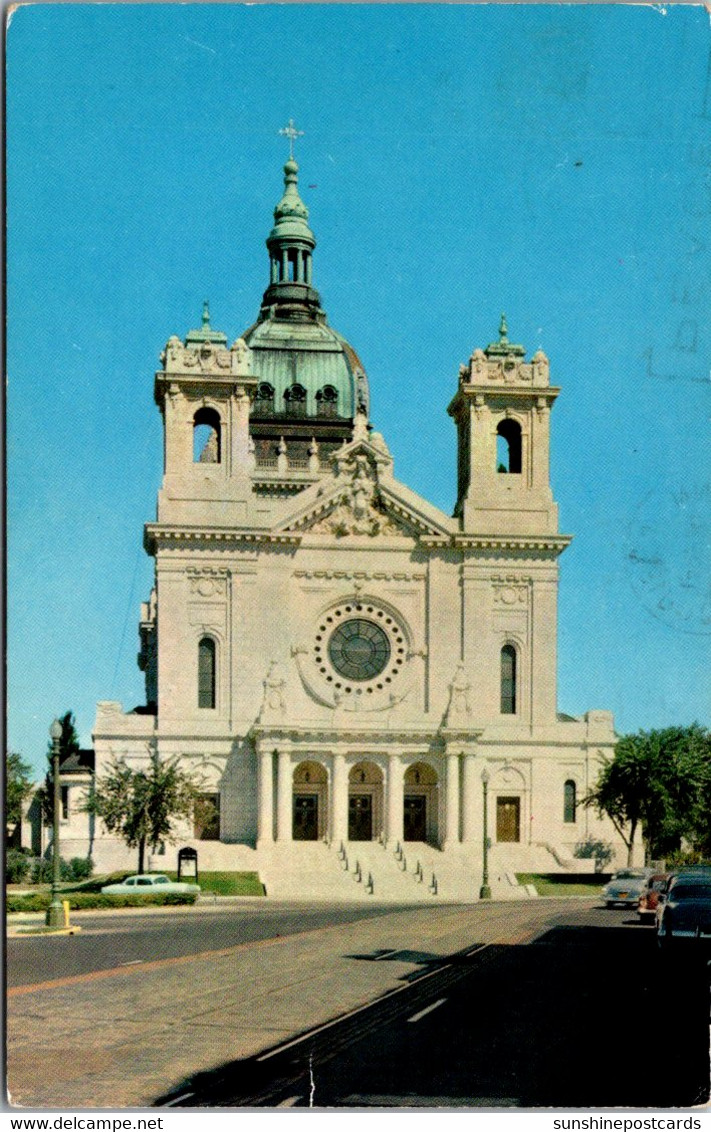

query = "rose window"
313;603;406;696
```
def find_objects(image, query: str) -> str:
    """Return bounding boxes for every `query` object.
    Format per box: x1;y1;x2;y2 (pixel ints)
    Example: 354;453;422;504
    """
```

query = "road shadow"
154;921;710;1109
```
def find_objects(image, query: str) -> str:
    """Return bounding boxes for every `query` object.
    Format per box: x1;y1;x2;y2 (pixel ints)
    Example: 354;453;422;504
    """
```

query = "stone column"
276;749;292;842
257;748;274;844
332;753;348;846
444;752;460;845
296;249;304;283
306;255;312;285
387;755;404;845
281;249;288;282
461;753;478;842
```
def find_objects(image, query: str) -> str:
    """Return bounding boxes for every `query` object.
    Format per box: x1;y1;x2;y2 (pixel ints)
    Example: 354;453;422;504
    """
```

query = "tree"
85;752;203;872
39;710;81;825
584;724;711;864
6;750;34;827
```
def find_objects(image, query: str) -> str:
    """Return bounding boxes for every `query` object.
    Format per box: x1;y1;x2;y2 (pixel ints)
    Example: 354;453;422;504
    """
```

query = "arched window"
193;408;221;464
316;385;339;418
564;780;577;824
500;644;517;714
198;637;216;709
254;383;275;417
496;419;522;474
284;383;307;417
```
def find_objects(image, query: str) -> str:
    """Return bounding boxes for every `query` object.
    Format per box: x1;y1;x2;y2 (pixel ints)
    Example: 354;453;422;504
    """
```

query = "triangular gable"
273;442;453;540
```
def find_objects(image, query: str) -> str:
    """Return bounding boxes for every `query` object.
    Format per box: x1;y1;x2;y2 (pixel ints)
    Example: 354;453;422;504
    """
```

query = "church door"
403;795;427;841
348;795;372;841
496;797;521;842
293;795;319;840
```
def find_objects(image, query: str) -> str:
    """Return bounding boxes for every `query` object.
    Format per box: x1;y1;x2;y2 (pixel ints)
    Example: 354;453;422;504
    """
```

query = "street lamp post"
479;766;492;900
46;718;64;928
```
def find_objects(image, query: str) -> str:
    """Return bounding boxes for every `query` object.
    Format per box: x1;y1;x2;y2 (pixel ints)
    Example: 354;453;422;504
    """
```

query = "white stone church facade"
84;152;628;898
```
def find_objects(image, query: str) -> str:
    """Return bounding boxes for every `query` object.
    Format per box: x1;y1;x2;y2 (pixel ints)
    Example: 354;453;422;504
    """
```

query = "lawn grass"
517;872;609;897
166;870;265;896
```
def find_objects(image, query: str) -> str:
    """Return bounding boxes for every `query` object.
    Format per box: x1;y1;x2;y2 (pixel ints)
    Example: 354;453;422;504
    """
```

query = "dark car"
638;873;668;923
656;879;711;950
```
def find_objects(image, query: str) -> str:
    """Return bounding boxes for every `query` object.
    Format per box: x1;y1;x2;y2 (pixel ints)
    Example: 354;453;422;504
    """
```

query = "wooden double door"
293;794;319;840
496;796;521;843
348;794;373;841
403;795;427;841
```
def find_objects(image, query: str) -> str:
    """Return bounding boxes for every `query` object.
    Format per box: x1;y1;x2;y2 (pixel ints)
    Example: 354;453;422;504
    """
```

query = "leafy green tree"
6;750;34;827
584;724;711;864
85;753;203;872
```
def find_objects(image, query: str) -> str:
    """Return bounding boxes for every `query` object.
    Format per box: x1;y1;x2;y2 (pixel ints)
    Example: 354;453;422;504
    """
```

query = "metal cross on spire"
279;118;304;160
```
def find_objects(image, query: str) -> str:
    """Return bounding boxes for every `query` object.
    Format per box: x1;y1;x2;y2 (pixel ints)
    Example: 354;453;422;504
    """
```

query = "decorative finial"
279;118;304;160
499;312;508;343
202;300;211;328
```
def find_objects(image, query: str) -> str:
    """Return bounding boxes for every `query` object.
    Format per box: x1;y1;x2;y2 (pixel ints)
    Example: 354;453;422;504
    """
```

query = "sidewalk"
7;900;562;1110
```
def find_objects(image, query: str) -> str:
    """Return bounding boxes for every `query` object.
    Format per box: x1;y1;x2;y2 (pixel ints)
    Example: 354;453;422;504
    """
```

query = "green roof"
243;316;367;419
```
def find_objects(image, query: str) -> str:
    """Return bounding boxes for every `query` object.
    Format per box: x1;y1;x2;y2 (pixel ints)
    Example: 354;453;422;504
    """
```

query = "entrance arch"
404;762;439;844
293;761;328;841
348;761;384;842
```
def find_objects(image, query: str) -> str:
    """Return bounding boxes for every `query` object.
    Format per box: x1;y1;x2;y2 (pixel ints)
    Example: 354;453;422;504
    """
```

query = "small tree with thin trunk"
86;753;203;873
6;750;34;833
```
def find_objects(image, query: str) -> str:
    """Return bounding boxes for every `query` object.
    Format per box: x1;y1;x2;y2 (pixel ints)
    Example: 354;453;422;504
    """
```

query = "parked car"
602;868;653;908
101;873;200;895
656;878;711;950
638;873;669;923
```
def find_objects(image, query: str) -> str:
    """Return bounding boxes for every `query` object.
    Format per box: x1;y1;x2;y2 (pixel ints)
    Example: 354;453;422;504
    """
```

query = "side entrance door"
496;796;521;842
403;795;427;841
348;795;373;841
293;794;319;840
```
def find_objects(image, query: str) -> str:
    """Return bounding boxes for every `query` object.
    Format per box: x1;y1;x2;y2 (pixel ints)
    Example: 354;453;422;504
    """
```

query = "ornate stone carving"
188;568;229;597
259;661;287;721
230;337;252;375
491;575;529;605
444;663;472;725
304;455;410;538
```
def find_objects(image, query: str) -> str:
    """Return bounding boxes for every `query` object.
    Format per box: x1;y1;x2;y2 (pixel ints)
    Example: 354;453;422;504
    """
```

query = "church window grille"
193;408;221;464
316;385;339;418
61;786;69;821
198;637;217;709
284;383;307;417
500;644;517;714
255;383;275;416
564;780;577;823
496;419;522;474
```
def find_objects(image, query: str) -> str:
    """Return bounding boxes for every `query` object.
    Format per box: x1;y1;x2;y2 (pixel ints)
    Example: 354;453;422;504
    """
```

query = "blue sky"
7;4;711;775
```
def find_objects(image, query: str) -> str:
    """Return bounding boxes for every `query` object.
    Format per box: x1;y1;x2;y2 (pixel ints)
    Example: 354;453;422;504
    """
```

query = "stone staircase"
257;840;532;903
140;838;538;903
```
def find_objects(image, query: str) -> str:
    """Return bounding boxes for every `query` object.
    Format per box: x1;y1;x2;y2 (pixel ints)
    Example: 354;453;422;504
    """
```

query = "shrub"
7;891;198;913
66;856;94;881
573;838;614;873
5;848;32;884
29;855;94;883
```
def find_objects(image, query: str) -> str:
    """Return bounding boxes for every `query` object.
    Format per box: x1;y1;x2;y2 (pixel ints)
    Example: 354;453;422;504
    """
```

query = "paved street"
7;899;710;1110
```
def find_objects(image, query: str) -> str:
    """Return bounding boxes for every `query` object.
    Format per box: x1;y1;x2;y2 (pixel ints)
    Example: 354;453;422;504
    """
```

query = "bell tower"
448;315;561;535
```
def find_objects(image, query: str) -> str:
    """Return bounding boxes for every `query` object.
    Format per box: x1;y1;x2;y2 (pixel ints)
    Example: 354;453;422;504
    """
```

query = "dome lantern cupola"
260;122;322;321
241;126;371;488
